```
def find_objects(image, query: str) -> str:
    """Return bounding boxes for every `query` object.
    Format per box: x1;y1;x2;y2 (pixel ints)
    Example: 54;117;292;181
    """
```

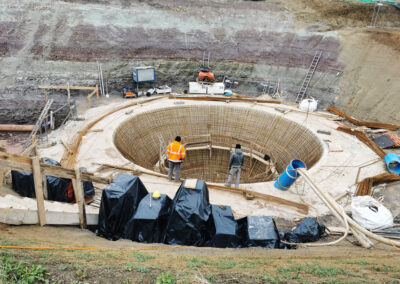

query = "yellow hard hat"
152;191;161;199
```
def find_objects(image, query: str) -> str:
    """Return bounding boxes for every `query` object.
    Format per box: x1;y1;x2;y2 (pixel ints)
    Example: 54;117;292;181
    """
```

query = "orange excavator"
197;66;215;83
197;51;215;83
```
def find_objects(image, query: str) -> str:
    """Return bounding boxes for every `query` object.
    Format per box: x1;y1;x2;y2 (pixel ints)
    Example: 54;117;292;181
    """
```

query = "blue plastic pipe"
384;153;400;175
274;159;307;191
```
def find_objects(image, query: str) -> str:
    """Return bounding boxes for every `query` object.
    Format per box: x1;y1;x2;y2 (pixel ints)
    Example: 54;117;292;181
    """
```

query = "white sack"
351;196;393;230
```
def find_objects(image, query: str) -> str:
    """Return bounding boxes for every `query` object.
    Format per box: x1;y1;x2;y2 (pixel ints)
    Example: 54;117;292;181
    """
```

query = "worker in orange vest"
167;136;186;182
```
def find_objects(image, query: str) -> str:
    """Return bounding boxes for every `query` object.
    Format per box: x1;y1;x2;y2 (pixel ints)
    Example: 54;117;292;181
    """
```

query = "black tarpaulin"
206;205;241;248
238;216;281;248
11;158;95;203
11;170;35;198
163;179;211;246
284;217;326;244
123;193;172;243
98;174;148;240
44;158;72;202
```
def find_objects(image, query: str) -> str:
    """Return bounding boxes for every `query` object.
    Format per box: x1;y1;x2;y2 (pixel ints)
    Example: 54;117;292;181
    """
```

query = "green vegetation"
124;263;150;273
132;252;156;262
156;271;176;284
217;259;236;269
0;255;49;283
187;257;210;269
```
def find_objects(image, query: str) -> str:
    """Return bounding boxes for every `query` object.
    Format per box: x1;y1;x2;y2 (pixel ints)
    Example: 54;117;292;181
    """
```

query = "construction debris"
356;173;400;196
328;106;399;130
337;126;386;158
373;133;400;149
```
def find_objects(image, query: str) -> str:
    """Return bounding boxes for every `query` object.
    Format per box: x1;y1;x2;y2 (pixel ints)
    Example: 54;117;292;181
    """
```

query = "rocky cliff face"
0;0;399;124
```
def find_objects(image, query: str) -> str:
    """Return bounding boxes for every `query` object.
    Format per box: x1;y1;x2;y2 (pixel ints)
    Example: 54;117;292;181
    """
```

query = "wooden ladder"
25;99;54;148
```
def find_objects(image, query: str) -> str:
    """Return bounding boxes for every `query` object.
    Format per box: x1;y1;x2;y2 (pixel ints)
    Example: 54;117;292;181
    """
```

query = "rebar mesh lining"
114;105;324;183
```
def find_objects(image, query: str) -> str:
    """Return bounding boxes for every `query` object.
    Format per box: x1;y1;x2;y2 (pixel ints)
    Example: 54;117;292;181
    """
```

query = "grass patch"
371;264;399;272
0;254;50;283
58;263;72;271
187;257;210;269
205;274;217;282
343;259;369;265
239;263;255;269
102;253;117;259
156;271;176;284
278;263;349;279
217;260;236;269
132;252;156;262
124;263;150;273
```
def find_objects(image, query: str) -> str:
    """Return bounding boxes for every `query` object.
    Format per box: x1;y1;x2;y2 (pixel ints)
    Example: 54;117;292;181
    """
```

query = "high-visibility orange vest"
167;141;186;162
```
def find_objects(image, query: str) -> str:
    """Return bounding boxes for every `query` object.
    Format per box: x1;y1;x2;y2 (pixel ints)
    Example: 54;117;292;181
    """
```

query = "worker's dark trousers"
226;167;241;188
168;161;181;182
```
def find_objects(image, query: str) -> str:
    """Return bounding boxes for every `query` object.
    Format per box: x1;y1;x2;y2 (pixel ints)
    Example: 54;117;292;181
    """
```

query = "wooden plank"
337;126;386;158
207;183;309;214
328;106;399;130
32;157;46;226
0;151;110;184
38;85;97;91
98;163;306;214
61;140;73;154
0;124;35;132
73;167;87;228
21;139;38;156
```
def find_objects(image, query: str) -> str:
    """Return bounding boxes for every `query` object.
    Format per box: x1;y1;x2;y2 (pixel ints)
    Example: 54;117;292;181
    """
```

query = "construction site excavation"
1;0;400;283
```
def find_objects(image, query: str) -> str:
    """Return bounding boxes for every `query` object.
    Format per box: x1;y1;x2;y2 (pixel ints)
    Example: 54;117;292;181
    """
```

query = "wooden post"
95;84;99;99
32;156;46;226
50;111;54;130
32;135;38;156
0;169;4;195
73;167;87;228
44;90;48;103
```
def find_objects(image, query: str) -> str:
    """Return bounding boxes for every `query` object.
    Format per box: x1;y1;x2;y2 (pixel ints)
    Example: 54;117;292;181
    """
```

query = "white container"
299;98;318;112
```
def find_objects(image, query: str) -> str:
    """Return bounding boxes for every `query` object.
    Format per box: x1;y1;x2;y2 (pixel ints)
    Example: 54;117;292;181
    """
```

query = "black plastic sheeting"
163;179;211;246
238;216;281;248
283;217;327;244
206;205;241;248
11;158;95;203
44;158;72;202
95;177;328;249
98;174;148;240
11;170;35;197
123;193;172;243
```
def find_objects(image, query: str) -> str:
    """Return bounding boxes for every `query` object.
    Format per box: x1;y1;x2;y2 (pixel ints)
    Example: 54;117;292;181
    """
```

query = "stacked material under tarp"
98;174;148;240
283;217;327;244
163;179;211;246
11;158;95;203
43;158;73;202
206;205;241;248
238;216;280;248
123;193;172;243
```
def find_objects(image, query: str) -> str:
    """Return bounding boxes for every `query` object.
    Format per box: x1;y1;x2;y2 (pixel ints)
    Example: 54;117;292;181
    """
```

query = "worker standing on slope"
225;144;244;188
167;136;186;182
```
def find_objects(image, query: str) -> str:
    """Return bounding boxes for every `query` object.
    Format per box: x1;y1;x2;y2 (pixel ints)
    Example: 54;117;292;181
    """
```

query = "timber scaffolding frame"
0;151;110;228
38;84;99;108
